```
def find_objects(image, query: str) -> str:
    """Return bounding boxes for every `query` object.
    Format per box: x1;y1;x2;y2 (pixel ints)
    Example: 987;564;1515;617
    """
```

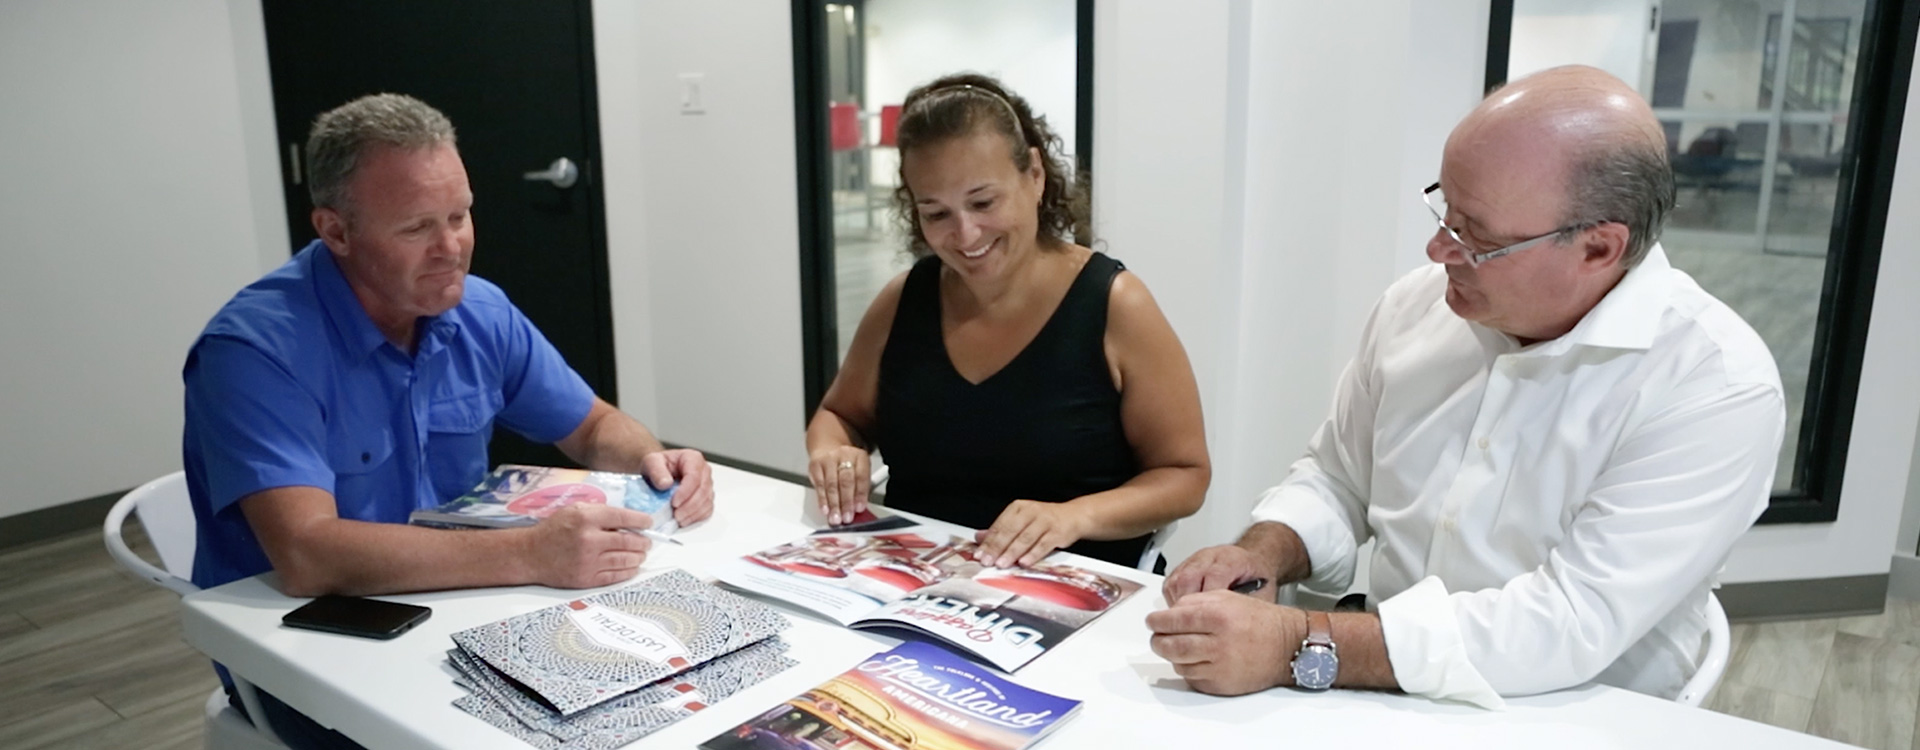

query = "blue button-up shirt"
183;240;594;590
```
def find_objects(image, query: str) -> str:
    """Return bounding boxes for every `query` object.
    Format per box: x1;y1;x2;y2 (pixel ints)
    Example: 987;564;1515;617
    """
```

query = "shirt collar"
1505;243;1672;356
309;241;395;364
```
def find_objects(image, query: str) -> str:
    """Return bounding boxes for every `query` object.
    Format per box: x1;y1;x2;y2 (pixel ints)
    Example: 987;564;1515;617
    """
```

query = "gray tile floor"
1;523;1914;749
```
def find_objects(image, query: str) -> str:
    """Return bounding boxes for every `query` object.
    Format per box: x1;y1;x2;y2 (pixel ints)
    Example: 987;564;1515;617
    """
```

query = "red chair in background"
830;102;861;152
878;104;901;147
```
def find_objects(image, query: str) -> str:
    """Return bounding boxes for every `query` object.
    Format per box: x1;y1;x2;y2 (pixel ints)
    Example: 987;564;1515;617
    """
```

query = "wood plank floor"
1;524;1914;749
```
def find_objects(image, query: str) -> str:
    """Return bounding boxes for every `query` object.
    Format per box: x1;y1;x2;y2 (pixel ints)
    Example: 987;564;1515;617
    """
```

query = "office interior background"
2;0;1918;746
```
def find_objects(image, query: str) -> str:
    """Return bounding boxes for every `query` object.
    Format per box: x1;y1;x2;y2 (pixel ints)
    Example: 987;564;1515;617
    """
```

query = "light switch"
679;73;705;115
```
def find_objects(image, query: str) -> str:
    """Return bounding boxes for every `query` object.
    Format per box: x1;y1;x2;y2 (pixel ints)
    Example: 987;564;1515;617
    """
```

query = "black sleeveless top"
874;252;1148;567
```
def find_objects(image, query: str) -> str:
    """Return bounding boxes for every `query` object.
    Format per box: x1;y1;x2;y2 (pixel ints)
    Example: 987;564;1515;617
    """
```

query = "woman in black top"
804;73;1209;570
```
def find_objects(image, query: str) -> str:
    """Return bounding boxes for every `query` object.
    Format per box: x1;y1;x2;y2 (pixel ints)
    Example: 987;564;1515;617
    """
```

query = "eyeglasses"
1422;182;1592;267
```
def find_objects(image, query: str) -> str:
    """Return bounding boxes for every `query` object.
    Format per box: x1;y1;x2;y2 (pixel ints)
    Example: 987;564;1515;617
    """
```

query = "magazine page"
410;464;677;534
700;641;1081;750
706;526;974;626
853;543;1142;673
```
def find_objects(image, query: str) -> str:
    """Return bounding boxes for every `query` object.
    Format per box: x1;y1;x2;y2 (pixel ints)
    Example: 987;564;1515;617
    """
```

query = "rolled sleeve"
185;336;333;514
493;303;595;444
1378;577;1505;709
1252;473;1363;595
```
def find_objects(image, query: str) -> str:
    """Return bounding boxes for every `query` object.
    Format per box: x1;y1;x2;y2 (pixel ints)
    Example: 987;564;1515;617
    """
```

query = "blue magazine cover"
701;641;1081;750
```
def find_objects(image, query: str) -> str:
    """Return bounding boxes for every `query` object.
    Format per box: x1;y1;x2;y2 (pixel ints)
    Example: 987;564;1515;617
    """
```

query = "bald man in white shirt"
1148;65;1784;708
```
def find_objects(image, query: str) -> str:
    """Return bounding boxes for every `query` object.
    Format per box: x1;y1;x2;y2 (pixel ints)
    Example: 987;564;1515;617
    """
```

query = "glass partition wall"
794;0;1091;412
1498;0;1916;521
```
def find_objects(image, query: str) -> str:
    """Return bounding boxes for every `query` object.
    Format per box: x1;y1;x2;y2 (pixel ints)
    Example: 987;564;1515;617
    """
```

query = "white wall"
0;0;283;519
1093;0;1489;564
1510;0;1655;92
592;0;811;476
862;0;1078;185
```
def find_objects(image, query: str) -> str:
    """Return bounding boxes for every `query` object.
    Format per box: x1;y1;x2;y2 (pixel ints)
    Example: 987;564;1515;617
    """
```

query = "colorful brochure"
707;525;1140;672
701;641;1081;750
410;464;678;534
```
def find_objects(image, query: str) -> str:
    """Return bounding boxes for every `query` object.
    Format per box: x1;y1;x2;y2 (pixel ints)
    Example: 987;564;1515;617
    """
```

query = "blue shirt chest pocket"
324;413;398;523
425;390;505;501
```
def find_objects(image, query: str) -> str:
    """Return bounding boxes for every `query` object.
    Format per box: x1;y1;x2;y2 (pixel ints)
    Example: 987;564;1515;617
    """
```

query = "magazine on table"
409;464;678;535
707;523;1141;672
699;640;1081;750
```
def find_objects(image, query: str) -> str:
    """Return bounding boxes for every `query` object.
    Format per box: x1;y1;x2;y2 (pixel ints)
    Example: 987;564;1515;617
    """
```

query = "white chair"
103;471;288;749
869;464;1172;573
1676;591;1731;707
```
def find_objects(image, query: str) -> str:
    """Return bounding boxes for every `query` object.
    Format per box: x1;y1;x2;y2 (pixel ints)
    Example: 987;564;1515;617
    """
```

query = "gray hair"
1559;137;1674;268
305;93;457;212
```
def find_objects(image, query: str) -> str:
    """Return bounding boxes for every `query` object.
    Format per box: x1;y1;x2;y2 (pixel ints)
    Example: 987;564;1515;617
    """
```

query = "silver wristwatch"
1290;610;1339;690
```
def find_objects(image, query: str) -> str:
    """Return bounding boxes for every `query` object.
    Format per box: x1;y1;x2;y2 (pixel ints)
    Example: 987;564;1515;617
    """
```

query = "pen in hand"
619;527;683;546
1227;577;1269;595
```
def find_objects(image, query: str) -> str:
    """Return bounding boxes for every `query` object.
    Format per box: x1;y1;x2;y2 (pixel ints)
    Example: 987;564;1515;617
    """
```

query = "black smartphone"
282;595;432;640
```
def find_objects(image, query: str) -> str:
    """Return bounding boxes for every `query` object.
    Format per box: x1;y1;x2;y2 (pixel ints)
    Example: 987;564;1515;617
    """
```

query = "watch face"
1292;645;1338;690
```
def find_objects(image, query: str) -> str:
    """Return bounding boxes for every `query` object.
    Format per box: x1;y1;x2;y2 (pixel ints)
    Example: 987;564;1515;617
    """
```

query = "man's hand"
1162;543;1278;602
975;500;1091;568
807;446;871;525
1148;590;1304;695
641;448;715;526
521;504;654;588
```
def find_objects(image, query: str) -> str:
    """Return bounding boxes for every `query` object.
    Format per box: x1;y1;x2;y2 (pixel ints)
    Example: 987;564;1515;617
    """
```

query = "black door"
261;0;615;470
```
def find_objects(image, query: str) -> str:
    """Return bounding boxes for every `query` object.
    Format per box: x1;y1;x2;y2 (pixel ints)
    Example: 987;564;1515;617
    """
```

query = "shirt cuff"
1378;576;1505;709
1249;483;1357;594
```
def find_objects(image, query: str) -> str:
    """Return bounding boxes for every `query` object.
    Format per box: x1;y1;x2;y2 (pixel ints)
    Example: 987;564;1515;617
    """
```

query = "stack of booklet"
445;569;796;749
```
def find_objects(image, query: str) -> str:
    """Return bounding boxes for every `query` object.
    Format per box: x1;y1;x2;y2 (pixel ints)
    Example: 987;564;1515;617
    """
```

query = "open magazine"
707;524;1140;672
409;464;678;535
700;641;1080;750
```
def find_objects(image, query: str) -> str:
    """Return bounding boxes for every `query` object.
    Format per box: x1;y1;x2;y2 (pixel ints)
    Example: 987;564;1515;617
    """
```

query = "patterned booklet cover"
700;641;1081;750
410;464;679;534
449;637;797;749
450;569;791;716
708;525;1140;672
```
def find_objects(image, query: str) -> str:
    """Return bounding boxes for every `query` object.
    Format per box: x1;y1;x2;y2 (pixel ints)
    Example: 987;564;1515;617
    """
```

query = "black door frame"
792;0;1098;417
1486;0;1920;524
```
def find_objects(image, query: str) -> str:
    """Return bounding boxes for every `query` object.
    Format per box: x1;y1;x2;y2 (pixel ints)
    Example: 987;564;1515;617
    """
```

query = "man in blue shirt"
185;93;715;748
185;93;713;601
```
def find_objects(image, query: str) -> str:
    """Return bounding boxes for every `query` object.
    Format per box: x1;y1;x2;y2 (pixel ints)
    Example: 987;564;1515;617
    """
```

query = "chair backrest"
1676;590;1731;707
103;471;199;596
878;104;901;147
830;102;861;152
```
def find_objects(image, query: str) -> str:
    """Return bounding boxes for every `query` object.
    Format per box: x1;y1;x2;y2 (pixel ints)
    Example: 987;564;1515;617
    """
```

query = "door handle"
523;157;579;189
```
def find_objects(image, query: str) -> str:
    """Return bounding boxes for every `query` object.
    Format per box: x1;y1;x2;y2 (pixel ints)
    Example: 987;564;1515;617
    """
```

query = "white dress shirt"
1252;245;1784;709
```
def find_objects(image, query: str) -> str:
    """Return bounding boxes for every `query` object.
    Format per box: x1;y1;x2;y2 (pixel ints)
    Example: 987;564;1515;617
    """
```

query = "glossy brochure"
409;463;678;534
708;525;1139;672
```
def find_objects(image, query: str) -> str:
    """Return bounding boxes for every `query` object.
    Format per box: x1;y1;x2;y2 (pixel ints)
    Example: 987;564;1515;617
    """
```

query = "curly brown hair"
892;72;1090;257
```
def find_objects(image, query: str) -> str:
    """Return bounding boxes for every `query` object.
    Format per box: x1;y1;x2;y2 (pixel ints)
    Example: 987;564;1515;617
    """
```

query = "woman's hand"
807;446;872;525
975;500;1091;568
